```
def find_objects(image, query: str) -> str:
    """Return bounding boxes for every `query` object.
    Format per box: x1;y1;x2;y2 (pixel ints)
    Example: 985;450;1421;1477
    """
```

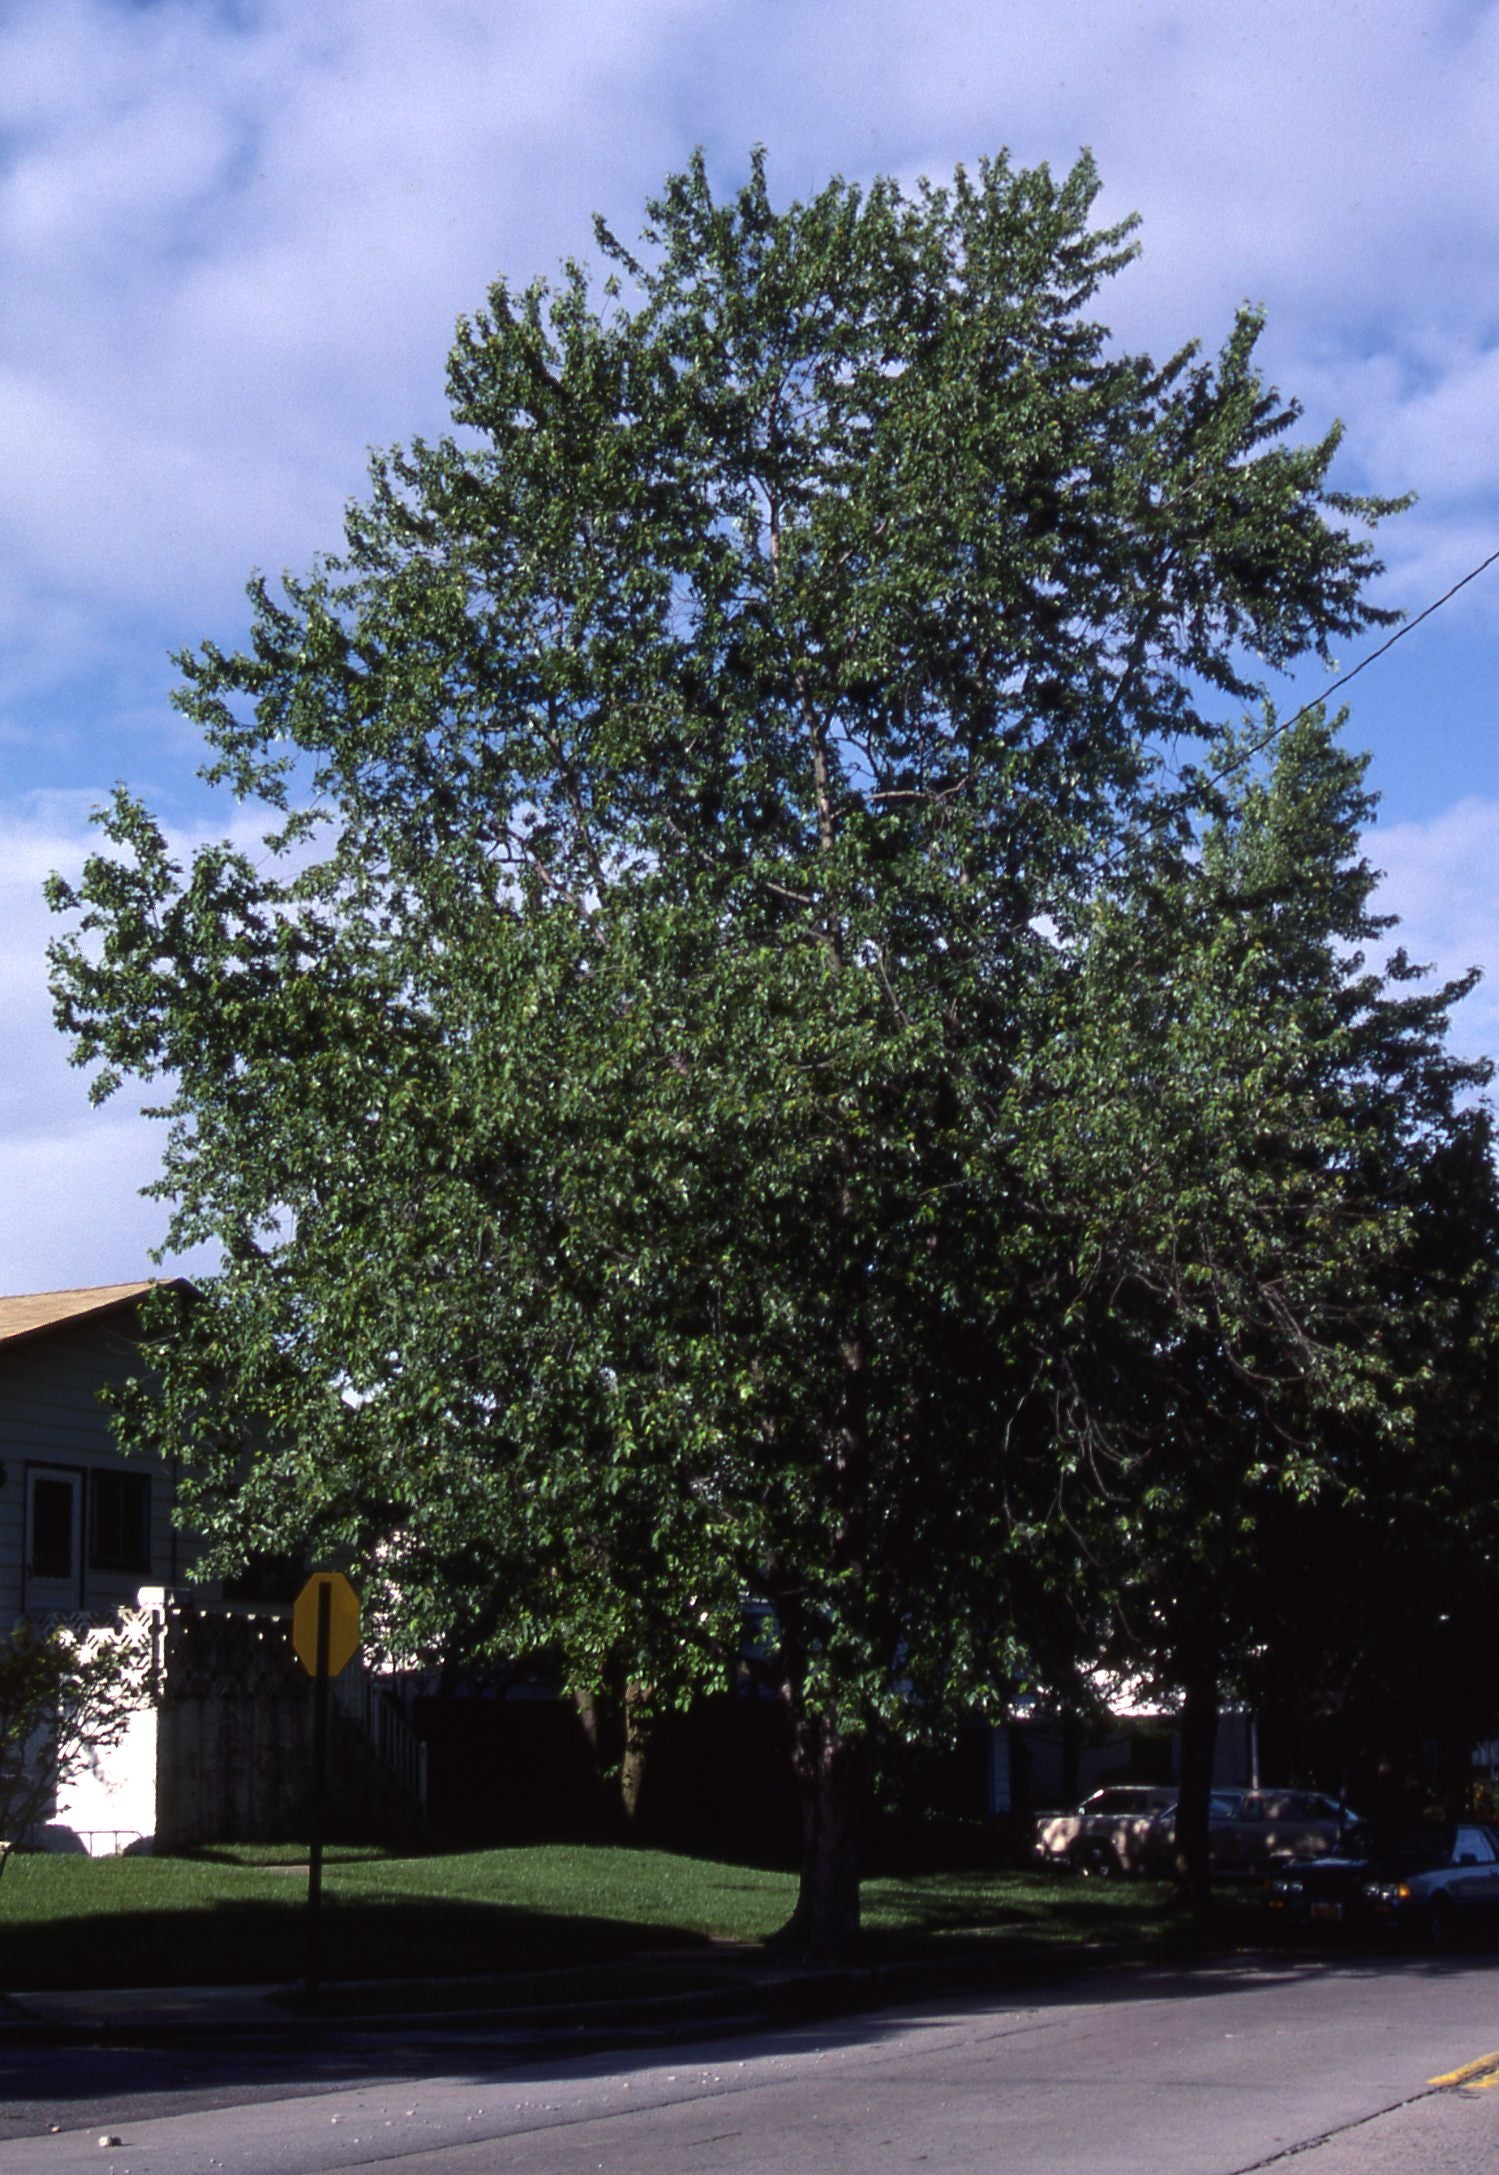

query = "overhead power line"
1191;540;1499;805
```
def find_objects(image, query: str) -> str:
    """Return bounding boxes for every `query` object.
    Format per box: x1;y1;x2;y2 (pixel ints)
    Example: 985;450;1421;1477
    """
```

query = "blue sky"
4;0;1499;1292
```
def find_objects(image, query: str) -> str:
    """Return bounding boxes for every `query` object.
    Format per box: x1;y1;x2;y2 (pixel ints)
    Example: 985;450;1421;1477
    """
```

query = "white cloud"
0;0;710;662
1373;798;1499;1067
1;0;1497;713
0;1116;201;1300
1364;343;1499;506
0;793;238;1296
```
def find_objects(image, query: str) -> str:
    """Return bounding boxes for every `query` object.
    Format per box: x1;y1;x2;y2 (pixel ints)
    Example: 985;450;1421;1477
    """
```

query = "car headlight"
1268;1877;1304;1898
1362;1881;1411;1905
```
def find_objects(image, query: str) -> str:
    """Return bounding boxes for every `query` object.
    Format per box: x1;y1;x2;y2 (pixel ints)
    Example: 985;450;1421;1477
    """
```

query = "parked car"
1038;1785;1359;1880
1210;1789;1359;1875
1034;1786;1181;1876
1265;1820;1499;1942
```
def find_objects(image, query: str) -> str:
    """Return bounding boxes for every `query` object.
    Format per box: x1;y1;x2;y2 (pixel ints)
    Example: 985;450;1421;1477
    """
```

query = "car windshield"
1343;1826;1461;1874
1379;1839;1459;1876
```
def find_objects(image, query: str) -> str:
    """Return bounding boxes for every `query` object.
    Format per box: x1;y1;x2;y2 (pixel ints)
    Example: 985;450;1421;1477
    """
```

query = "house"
0;1279;191;1852
0;1280;191;1626
0;1280;427;1854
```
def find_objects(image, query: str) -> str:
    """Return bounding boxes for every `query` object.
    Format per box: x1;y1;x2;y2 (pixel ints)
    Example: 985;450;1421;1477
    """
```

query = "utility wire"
1181;541;1499;812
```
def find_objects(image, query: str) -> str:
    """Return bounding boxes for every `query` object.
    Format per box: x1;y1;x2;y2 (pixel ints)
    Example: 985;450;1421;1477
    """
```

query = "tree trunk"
772;1712;869;1960
1172;1655;1220;1918
1060;1706;1081;1809
620;1679;651;1827
573;1670;651;1834
571;1686;618;1836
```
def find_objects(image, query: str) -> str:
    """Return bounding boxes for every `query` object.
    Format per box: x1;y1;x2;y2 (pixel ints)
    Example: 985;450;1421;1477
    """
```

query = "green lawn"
0;1844;1211;1997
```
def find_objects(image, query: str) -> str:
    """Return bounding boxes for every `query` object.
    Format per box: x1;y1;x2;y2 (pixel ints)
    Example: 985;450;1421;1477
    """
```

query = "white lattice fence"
22;1604;162;1855
34;1604;160;1700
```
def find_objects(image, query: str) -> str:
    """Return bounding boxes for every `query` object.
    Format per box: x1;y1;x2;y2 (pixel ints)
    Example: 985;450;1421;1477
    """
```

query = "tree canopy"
49;149;1462;1953
1034;711;1498;1894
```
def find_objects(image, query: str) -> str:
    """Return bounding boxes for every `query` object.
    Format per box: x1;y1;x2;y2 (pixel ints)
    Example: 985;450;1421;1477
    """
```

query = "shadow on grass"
0;1859;1235;1993
7;1853;1475;2007
0;1889;715;1993
858;1869;1199;1957
175;1842;403;1868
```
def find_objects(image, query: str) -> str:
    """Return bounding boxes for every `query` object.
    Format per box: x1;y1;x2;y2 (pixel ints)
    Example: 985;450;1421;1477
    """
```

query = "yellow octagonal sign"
292;1571;361;1678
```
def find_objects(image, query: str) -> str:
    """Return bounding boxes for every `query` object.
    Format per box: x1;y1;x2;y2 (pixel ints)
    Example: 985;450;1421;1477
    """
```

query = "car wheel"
1076;1842;1122;1879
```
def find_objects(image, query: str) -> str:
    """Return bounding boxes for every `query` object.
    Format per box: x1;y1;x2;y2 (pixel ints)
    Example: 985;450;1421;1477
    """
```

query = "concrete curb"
0;1936;1229;2053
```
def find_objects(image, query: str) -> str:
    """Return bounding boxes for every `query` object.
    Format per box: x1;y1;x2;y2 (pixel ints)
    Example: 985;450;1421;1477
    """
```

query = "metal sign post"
306;1579;331;1999
292;1572;361;2002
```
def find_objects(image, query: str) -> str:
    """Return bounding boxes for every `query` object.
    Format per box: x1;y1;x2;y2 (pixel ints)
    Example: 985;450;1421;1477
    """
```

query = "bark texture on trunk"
773;1713;868;1960
620;1679;650;1826
573;1675;651;1833
571;1685;618;1836
1172;1656;1220;1917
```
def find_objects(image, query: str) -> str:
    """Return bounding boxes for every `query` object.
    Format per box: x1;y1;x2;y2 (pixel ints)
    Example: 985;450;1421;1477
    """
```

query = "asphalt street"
6;1952;1499;2174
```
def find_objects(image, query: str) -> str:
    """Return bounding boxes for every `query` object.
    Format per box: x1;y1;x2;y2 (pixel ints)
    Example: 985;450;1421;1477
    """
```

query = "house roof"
0;1280;170;1352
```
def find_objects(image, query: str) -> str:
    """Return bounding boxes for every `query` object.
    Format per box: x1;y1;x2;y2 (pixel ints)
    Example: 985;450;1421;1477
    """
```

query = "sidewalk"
0;1954;901;2051
0;1938;1185;2052
0;1980;303;2042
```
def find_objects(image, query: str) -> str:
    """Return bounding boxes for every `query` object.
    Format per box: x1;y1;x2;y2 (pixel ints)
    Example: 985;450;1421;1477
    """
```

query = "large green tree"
1036;712;1497;1902
50;151;1402;1953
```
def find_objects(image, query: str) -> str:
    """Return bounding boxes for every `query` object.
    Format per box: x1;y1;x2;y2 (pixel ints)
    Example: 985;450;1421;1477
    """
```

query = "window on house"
30;1476;78;1580
89;1470;152;1573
